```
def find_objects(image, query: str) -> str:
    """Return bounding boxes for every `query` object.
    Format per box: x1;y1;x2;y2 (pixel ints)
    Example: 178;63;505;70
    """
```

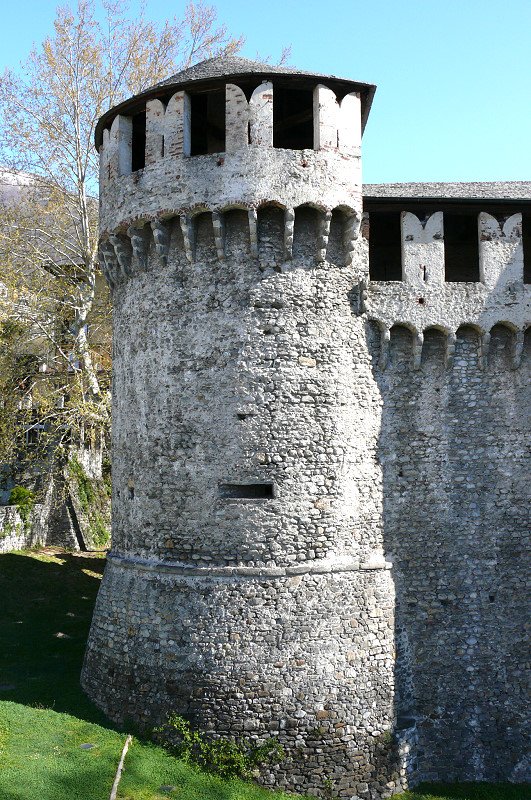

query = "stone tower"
83;56;530;797
83;56;400;796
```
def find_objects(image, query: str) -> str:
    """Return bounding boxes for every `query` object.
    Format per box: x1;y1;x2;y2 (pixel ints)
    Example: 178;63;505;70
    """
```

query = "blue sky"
2;0;530;184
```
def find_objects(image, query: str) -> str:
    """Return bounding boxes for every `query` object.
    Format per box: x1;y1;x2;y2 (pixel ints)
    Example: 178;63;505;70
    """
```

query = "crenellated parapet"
96;61;372;237
360;202;531;355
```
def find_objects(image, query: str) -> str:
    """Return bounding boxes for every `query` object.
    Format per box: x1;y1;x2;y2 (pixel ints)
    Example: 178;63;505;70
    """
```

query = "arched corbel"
248;209;259;259
179;215;194;263
284;208;295;260
109;234;134;278
480;331;491;370
151;220;171;265
380;326;390;370
344;211;360;267
127;224;150;271
98;240;117;289
212;212;225;261
445;332;456;368
412;331;424;370
317;210;332;262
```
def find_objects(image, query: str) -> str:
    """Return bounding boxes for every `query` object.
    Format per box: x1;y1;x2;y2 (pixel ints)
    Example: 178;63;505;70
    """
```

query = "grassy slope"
0;551;298;800
0;550;528;800
395;787;530;800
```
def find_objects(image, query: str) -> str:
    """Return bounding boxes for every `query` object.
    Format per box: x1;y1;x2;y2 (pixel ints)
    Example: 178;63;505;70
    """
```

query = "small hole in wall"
488;594;496;603
418;297;425;305
263;328;273;335
128;485;135;500
236;413;247;421
218;482;275;500
398;470;403;478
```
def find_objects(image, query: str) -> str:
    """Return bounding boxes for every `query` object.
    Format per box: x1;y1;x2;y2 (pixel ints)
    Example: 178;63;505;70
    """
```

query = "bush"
154;714;284;780
8;486;35;524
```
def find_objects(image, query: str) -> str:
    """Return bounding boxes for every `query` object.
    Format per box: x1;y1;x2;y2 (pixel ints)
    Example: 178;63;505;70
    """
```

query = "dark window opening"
273;87;313;150
523;213;531;284
131;111;146;172
190;90;226;155
444;213;479;281
369;213;402;280
25;423;44;446
218;482;275;500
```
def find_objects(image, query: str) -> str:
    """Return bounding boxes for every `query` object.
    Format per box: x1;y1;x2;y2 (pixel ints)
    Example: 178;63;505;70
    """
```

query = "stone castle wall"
373;322;529;784
83;71;530;798
0;503;47;553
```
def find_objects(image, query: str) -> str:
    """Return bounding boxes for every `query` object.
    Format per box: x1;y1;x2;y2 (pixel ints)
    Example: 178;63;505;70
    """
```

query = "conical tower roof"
151;55;316;88
95;55;376;147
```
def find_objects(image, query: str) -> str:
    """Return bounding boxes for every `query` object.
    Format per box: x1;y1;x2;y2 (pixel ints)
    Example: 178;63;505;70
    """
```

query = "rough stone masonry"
82;56;530;798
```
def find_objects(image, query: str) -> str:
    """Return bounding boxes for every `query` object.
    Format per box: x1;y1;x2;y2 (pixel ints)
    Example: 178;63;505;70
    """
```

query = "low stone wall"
0;503;47;553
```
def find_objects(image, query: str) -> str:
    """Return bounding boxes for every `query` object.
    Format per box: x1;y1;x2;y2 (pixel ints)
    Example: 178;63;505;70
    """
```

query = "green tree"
0;0;242;463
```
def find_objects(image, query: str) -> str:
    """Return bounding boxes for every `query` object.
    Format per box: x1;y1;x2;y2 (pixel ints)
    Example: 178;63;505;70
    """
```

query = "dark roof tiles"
363;181;531;201
150;55;325;89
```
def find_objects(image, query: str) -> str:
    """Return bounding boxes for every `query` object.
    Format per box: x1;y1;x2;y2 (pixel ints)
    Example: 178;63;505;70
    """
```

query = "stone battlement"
98;77;364;236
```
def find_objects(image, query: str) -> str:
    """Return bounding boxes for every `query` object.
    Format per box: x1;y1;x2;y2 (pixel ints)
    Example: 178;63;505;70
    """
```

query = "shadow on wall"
366;305;530;783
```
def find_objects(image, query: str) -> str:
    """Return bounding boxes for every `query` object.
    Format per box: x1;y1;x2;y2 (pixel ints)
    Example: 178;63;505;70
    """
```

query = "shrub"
8;486;35;525
154;714;284;780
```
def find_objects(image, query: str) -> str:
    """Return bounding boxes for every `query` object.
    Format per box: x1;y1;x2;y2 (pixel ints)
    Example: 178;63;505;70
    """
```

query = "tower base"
82;553;405;798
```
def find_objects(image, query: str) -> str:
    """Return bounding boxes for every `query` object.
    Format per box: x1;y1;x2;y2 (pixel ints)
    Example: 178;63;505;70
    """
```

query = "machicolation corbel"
127;225;150;271
150;220;171;265
109;233;133;278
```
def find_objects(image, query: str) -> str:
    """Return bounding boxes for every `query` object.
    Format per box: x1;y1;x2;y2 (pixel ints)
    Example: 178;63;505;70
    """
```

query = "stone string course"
82;58;530;799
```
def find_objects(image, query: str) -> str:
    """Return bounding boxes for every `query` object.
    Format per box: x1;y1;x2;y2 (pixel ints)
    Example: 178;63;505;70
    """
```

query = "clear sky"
2;0;530;184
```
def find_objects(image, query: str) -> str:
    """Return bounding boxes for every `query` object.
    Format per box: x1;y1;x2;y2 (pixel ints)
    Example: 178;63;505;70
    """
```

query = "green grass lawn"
0;550;299;800
0;548;529;800
394;786;530;800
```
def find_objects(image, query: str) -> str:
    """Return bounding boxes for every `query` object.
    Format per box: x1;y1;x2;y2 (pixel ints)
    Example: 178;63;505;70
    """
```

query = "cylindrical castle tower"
83;57;400;796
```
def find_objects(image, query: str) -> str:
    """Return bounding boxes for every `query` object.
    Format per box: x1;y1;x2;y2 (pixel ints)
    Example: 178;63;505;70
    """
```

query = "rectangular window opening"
273;87;314;150
218;482;275;500
190;90;226;156
131;111;146;172
444;213;479;281
523;213;531;284
368;212;402;280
